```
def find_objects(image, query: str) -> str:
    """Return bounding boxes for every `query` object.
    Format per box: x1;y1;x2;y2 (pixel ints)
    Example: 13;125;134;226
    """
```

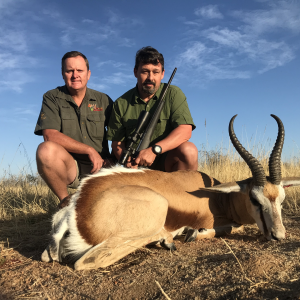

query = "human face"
62;56;91;94
134;63;165;100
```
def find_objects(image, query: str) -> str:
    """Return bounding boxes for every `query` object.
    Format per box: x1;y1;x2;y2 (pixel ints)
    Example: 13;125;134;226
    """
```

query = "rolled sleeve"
170;88;196;130
34;92;61;136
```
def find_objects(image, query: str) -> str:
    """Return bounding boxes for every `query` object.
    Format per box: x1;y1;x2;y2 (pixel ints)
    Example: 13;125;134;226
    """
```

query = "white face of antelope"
247;182;286;241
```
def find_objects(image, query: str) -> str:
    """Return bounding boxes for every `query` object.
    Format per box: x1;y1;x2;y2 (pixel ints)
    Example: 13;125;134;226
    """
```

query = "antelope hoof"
160;240;176;251
184;229;198;243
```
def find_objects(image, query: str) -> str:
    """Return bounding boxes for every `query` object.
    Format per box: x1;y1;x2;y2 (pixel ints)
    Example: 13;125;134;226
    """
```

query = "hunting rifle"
119;67;177;166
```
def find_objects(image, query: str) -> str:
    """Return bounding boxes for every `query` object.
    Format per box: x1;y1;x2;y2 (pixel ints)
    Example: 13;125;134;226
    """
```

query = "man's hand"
134;148;156;167
43;129;108;174
125;156;138;169
87;147;104;173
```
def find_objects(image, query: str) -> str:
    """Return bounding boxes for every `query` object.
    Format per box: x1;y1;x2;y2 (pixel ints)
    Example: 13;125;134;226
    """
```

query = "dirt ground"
1;211;300;300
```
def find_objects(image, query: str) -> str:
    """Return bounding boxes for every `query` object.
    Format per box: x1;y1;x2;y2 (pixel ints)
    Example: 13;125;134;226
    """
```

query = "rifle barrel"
136;67;177;152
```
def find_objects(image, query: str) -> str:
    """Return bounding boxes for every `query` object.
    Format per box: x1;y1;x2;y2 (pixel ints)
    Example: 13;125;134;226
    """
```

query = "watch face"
153;145;162;155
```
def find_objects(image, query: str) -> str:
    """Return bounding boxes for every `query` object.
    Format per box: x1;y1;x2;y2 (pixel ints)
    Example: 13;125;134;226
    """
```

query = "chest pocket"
61;111;76;136
153;105;171;137
152;116;171;140
87;113;105;139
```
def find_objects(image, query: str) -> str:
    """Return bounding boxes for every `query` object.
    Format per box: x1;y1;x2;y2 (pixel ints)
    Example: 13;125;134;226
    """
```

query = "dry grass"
0;174;57;221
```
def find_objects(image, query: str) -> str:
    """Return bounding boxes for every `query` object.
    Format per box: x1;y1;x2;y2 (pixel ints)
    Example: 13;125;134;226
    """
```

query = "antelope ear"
281;177;300;188
201;179;251;194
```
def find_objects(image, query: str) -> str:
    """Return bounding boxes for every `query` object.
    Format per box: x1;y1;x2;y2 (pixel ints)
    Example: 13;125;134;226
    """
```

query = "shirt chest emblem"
88;104;103;112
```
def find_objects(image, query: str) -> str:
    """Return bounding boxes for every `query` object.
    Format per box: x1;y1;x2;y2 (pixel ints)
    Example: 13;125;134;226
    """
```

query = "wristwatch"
152;145;162;155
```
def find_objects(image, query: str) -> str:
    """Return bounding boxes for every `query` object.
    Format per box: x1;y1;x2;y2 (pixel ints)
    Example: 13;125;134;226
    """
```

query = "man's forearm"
43;129;94;156
156;125;192;153
111;125;192;161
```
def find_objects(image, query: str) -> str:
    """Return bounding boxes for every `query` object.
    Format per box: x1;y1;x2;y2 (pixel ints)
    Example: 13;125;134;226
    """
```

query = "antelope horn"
229;115;266;187
268;114;285;185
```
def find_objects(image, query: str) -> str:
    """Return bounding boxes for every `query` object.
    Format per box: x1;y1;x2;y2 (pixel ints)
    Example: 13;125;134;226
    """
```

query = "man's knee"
177;142;198;161
36;141;68;165
37;141;56;162
165;142;198;172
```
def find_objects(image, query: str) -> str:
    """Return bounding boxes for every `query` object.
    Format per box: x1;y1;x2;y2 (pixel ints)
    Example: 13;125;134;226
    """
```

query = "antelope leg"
74;229;174;271
185;225;244;241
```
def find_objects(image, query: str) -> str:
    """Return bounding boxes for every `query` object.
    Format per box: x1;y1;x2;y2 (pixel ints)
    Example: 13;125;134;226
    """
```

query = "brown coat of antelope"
41;115;300;270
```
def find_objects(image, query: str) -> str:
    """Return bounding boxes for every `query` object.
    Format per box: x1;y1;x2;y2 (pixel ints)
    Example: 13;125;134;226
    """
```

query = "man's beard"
142;80;156;95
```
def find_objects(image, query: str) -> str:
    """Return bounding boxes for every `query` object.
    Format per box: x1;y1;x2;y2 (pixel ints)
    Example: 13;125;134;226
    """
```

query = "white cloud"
82;19;94;24
0;105;37;125
183;21;197;26
88;71;133;92
42;9;61;20
88;82;108;91
233;1;300;34
107;9;143;27
195;5;223;19
203;27;295;72
0;70;34;92
97;60;127;68
256;40;295;73
103;72;133;85
60;26;115;47
0;0;14;8
0;4;139;93
88;72;133;91
42;8;139;48
178;1;299;84
0;53;19;69
0;1;43;93
178;41;251;83
14;108;36;115
118;37;135;48
179;42;208;65
0;53;37;70
0;28;28;52
0;0;24;16
204;27;243;48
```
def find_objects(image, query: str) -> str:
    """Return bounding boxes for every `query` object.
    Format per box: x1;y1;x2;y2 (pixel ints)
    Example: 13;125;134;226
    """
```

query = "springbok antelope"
41;115;300;270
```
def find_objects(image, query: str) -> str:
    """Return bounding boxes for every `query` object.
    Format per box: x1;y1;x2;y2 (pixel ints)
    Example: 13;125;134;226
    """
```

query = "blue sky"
1;0;300;176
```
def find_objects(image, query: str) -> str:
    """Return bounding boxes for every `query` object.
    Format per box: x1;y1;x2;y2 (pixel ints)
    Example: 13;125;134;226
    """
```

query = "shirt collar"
58;86;96;104
57;85;71;101
84;87;97;102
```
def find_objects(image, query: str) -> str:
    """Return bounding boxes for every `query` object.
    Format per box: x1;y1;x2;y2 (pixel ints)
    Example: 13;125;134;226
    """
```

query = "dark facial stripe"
260;209;268;236
250;197;261;207
250;194;268;236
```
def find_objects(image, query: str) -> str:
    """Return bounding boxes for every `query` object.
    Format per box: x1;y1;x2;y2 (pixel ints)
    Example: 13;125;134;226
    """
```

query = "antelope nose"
271;232;279;241
271;230;285;241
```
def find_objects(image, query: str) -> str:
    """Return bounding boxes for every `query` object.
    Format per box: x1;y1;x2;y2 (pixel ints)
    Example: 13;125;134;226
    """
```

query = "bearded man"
107;46;198;171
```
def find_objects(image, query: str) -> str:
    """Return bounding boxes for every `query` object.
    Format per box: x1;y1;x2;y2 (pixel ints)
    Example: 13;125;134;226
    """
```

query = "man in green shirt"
35;51;113;202
107;46;198;171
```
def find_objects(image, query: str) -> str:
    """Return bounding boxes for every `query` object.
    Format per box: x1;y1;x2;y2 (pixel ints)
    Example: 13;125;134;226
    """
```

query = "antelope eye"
250;197;261;207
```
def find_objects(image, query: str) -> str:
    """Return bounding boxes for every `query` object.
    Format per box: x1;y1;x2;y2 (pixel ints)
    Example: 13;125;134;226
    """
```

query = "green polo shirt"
35;86;113;162
107;83;195;149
